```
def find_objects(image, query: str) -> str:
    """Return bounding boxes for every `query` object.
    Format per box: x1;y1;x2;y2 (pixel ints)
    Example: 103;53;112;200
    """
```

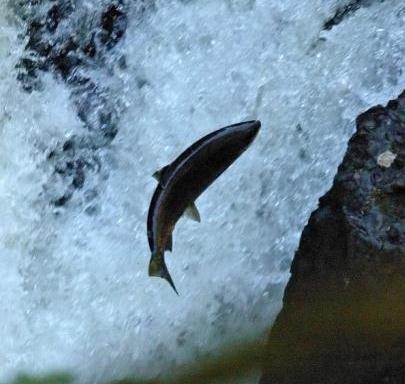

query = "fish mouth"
241;120;261;141
224;120;261;147
250;120;261;136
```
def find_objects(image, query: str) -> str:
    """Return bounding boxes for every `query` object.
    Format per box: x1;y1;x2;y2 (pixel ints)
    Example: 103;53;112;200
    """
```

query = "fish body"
147;120;261;293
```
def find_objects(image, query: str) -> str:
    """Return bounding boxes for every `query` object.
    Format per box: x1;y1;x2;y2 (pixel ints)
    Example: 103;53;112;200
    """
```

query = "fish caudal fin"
148;251;179;295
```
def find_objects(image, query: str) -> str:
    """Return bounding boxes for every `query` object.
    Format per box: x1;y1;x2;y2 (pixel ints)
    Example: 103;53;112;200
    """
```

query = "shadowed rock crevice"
260;91;405;384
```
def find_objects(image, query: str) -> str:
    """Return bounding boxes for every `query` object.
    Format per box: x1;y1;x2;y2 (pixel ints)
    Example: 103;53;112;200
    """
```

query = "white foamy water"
0;0;404;382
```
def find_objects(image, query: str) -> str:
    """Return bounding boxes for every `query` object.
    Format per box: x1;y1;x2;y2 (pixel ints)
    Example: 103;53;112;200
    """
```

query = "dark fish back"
147;120;259;253
161;132;251;225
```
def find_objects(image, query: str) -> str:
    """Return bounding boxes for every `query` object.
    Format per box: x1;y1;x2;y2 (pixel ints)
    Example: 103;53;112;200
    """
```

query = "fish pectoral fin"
165;235;173;252
184;202;201;222
152;165;171;183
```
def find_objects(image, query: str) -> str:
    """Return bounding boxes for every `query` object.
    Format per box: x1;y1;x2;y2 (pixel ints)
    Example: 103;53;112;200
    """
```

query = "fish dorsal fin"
152;165;171;185
184;202;201;222
165;234;173;252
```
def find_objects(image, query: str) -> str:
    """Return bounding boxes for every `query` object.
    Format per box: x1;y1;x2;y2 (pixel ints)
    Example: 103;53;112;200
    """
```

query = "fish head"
227;120;261;148
240;120;261;144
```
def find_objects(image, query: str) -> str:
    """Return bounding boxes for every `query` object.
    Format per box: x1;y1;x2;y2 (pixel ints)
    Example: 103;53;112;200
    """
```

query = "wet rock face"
15;0;154;208
17;0;129;86
260;91;405;384
16;0;153;88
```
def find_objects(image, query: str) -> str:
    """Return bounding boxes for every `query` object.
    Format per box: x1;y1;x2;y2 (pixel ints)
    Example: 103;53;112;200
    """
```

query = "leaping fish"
147;120;261;294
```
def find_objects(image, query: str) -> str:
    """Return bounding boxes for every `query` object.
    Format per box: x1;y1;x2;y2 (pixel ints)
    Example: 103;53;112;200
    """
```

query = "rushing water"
0;0;404;382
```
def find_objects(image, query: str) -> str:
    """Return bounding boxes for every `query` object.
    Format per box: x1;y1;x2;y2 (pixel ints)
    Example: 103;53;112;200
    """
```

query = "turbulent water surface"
0;0;404;382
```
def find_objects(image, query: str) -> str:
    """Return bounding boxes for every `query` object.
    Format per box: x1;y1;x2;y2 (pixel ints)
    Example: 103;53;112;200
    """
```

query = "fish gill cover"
0;0;404;382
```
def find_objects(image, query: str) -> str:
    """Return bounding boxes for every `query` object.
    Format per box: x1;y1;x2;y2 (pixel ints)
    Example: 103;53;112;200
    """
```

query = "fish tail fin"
148;251;162;277
149;251;179;295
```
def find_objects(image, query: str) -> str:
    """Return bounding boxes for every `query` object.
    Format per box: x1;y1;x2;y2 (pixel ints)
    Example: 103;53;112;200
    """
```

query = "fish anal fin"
165;234;173;252
184;202;201;222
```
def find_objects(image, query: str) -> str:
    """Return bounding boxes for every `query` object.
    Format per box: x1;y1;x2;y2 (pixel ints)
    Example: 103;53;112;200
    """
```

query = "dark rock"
322;0;385;31
52;192;72;207
46;3;63;32
99;1;128;49
14;0;156;207
82;34;97;58
17;0;132;84
260;91;405;384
